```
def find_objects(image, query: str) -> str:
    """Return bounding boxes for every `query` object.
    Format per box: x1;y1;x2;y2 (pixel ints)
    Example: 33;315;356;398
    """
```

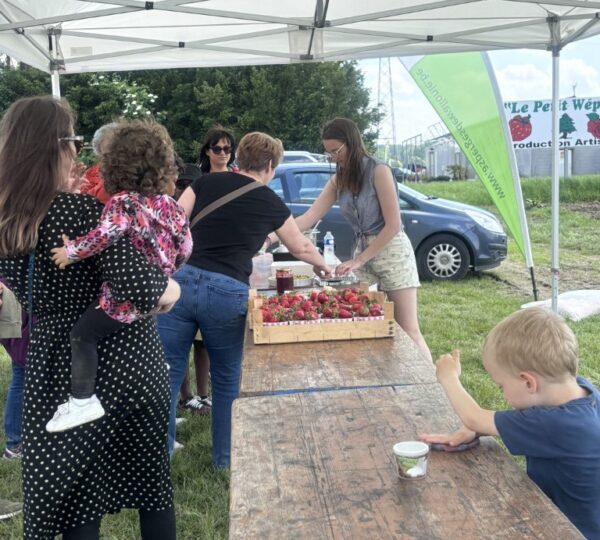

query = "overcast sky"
359;34;600;143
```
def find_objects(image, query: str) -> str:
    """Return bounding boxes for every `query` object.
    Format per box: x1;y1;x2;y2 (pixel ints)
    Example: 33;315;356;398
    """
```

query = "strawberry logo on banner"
509;115;532;141
587;113;600;139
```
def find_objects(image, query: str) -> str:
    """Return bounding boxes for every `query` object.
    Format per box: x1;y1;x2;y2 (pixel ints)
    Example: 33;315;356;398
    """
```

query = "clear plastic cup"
393;441;429;479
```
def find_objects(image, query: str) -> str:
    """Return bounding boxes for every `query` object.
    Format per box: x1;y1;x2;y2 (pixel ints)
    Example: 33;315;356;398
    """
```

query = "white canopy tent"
1;0;600;307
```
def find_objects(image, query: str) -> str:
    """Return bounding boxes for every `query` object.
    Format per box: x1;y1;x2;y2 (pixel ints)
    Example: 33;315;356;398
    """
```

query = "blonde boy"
424;307;600;539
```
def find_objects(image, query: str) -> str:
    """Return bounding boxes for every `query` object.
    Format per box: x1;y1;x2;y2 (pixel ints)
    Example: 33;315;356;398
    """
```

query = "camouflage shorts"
353;232;420;291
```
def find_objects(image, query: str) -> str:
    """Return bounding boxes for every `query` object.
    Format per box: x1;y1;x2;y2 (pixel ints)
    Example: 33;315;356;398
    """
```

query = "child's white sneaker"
46;395;105;433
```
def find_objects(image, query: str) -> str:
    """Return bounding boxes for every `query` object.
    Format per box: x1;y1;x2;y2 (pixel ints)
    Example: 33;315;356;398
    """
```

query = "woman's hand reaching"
334;257;363;276
314;264;333;280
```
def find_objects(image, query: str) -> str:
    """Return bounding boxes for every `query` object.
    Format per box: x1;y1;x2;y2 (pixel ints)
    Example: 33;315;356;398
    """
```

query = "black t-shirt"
188;171;290;284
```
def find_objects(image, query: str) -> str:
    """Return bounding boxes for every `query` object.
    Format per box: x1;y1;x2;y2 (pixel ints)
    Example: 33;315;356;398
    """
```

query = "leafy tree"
559;113;576;139
0;66;49;112
0;62;381;162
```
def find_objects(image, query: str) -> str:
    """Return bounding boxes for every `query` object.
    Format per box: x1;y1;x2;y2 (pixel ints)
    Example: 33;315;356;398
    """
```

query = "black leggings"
62;507;176;540
70;300;125;399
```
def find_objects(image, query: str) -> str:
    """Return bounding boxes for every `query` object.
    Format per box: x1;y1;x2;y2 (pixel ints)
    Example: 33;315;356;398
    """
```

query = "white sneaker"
175;417;186;426
46;395;105;433
173;440;184;451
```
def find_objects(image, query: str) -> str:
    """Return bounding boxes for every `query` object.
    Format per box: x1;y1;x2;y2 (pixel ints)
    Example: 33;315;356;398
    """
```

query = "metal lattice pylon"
377;57;397;163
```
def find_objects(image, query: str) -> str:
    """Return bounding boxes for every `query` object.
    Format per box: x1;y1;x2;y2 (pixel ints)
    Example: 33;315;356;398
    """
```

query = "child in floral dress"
48;120;192;432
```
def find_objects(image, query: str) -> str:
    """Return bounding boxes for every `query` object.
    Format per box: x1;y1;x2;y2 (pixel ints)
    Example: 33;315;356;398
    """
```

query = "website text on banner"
401;52;531;263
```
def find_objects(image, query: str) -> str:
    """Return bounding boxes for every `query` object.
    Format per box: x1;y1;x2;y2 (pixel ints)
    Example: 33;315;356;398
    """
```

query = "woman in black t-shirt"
174;125;237;422
157;132;331;468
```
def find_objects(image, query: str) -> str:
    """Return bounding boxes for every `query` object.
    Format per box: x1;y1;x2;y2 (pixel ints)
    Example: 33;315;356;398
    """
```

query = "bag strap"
189;181;261;230
27;249;35;335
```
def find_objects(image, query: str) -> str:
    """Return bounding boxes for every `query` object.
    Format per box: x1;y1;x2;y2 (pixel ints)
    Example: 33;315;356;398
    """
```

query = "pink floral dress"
65;192;192;323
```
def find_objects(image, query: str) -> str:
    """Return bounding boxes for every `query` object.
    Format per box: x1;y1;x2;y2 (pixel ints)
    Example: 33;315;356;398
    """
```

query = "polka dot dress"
0;193;173;539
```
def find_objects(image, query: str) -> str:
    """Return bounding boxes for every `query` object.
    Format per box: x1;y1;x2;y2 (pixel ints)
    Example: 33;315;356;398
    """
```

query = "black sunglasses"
59;135;84;155
210;145;232;155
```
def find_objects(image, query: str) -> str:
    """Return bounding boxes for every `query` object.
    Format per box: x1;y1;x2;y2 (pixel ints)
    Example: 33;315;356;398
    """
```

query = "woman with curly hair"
48;119;192;432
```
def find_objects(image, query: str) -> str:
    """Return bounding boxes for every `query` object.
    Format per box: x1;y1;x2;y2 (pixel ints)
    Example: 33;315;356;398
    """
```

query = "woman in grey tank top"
284;117;431;361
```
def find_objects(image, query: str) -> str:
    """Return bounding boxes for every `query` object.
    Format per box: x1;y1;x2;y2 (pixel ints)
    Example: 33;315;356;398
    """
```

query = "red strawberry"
587;113;600;138
301;300;313;311
310;290;319;302
292;309;305;320
369;307;382;317
322;307;333;318
509;114;532;141
305;310;318;321
339;308;352;319
352;303;364;312
356;306;370;317
317;292;329;304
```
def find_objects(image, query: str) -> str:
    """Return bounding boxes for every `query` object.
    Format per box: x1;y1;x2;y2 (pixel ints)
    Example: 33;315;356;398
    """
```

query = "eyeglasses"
324;143;345;159
59;135;84;155
210;145;232;155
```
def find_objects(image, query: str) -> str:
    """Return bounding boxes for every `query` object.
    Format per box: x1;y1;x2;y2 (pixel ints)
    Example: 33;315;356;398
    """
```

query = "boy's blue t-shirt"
495;376;600;539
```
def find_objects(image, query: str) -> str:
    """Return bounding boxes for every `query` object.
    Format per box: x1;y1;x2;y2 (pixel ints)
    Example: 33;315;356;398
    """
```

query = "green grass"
1;179;599;538
414;174;600;207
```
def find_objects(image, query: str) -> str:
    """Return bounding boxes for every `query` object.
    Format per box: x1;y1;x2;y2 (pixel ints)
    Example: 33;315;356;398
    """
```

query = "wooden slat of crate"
230;385;583;540
240;326;434;397
252;317;395;344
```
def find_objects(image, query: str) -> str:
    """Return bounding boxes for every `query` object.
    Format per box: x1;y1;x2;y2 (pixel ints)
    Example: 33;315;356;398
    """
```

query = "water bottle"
323;231;336;266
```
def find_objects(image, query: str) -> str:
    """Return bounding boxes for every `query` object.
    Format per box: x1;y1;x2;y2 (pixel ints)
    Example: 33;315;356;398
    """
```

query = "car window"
282;154;314;163
268;176;285;200
399;195;412;210
292;172;332;203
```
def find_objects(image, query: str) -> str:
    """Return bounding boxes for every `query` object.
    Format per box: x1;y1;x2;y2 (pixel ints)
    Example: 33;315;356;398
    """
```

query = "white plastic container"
249;252;273;289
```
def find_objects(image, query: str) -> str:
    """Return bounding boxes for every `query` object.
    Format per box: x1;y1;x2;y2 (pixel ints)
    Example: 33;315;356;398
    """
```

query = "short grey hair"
91;122;119;156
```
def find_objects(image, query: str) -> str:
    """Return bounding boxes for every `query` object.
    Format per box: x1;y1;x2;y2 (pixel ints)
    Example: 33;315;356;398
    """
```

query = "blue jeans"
4;362;24;449
157;265;248;468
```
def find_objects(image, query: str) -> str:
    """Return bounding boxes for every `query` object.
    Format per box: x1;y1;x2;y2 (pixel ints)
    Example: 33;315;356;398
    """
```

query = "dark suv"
269;163;507;281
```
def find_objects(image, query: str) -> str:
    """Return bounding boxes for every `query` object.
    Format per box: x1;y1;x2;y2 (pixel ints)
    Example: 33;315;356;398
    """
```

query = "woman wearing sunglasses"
173;125;238;422
270;117;431;362
0;96;176;539
198;124;237;174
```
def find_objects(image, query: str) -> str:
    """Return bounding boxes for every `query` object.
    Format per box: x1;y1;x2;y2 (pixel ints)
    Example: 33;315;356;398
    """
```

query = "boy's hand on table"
435;349;461;382
420;425;477;447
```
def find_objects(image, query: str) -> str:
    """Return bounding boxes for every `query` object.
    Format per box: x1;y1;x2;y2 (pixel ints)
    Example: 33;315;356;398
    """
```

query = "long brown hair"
321;117;368;194
0;96;75;256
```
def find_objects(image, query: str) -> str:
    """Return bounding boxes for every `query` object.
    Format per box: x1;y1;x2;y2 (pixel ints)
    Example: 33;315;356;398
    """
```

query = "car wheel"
416;234;470;281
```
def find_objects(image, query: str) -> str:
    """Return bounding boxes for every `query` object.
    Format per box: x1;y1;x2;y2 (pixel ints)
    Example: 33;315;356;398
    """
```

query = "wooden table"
240;326;435;397
230;384;582;539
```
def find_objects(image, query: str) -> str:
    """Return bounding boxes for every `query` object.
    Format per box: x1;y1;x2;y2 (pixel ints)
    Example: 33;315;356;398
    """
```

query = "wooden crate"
247;284;395;344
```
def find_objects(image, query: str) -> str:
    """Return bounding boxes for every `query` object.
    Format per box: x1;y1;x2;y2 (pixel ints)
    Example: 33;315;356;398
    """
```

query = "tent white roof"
0;1;599;74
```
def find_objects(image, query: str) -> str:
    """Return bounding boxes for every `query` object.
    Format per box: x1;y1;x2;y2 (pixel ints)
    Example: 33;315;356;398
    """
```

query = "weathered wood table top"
240;326;435;397
230;384;582;540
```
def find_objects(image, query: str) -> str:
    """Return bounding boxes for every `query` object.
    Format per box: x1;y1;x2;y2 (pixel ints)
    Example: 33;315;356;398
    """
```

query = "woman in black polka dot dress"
0;96;176;539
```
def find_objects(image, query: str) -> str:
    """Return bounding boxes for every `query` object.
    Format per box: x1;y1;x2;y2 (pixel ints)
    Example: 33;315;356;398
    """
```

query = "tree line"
0;60;382;163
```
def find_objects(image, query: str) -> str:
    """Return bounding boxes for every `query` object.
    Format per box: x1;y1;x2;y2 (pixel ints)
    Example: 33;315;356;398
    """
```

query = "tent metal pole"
550;34;561;312
51;72;61;98
48;30;61;97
